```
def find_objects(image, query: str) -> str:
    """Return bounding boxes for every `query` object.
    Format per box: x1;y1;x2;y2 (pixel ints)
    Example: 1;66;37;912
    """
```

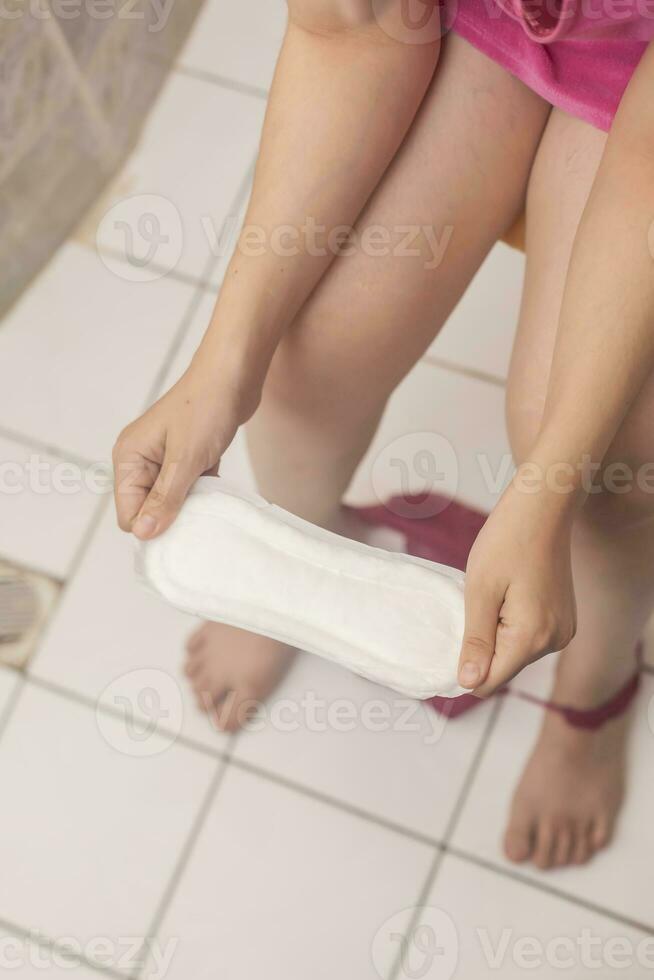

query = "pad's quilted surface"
138;478;467;699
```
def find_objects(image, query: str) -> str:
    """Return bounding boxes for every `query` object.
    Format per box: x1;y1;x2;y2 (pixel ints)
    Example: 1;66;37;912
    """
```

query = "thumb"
132;448;197;540
458;579;503;693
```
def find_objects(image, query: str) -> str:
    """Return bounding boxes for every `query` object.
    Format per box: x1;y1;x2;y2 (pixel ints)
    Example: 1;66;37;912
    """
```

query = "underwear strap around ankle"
511;646;643;731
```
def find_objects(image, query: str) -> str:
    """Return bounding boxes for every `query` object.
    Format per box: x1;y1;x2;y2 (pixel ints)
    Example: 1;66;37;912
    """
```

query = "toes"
571;823;593;865
193;673;229;715
552;824;573;868
184;656;203;679
533;822;556;870
504;815;535;863
186;624;208;655
590;816;613;853
212;688;260;732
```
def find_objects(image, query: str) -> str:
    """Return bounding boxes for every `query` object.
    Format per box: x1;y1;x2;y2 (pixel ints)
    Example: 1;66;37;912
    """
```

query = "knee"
287;0;384;35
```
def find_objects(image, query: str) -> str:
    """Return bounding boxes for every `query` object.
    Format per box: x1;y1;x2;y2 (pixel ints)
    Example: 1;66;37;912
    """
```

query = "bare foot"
184;506;369;732
185;624;295;732
503;683;634;869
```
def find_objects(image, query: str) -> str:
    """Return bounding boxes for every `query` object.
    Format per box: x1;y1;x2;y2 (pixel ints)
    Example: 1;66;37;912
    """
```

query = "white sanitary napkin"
137;477;467;700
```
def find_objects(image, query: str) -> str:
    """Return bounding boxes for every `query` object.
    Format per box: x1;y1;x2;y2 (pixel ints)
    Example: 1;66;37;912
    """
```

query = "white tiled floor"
93;73;265;281
151;765;434;980
2;3;654;979
0;437;100;580
0;684;218;962
0;931;101;980
428;855;652;978
0;244;194;463
431;242;524;381
179;0;287;91
231;652;494;840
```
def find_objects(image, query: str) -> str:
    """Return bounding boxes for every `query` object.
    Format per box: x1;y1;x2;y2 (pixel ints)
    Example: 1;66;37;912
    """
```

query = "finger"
113;451;159;532
472;619;537;698
132;446;198;539
458;581;504;692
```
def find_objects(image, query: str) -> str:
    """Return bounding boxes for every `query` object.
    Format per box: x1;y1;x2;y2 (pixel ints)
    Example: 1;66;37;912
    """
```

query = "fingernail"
459;662;481;688
133;514;157;539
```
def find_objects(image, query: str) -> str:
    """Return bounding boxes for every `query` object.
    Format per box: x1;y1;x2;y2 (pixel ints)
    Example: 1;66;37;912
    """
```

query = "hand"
112;358;259;540
457;479;578;697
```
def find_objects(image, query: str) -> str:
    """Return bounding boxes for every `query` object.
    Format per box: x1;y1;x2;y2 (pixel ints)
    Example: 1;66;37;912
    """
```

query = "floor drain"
0;562;59;668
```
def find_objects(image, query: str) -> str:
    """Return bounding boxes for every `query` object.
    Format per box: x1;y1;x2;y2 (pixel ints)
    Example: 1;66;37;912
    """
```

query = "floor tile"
451;675;654;928
179;0;286;91
429;242;523;381
425;854;651;978
93;73;265;280
346;360;511;514
0;436;100;579
0;683;217;963
30;508;231;752
232;652;493;839
0;244;193;462
0;929;100;979
153;764;433;980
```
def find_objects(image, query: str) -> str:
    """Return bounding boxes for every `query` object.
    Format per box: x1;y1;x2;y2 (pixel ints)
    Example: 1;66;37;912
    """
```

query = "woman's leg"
186;34;550;730
505;106;654;869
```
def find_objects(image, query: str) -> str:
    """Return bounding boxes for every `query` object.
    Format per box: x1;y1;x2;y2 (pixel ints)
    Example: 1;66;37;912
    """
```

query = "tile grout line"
10;666;654;955
0;422;97;470
0;913;127;980
226;754;444;849
0;184;235;751
25;671;445;850
421;352;506;389
143;158;254;403
446;844;654;937
131;757;231;980
86;242;210;292
388;696;505;980
172;62;269;102
0;491;111;739
0;249;230;972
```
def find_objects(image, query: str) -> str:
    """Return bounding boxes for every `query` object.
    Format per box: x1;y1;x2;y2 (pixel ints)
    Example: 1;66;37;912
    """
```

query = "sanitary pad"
137;477;467;699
